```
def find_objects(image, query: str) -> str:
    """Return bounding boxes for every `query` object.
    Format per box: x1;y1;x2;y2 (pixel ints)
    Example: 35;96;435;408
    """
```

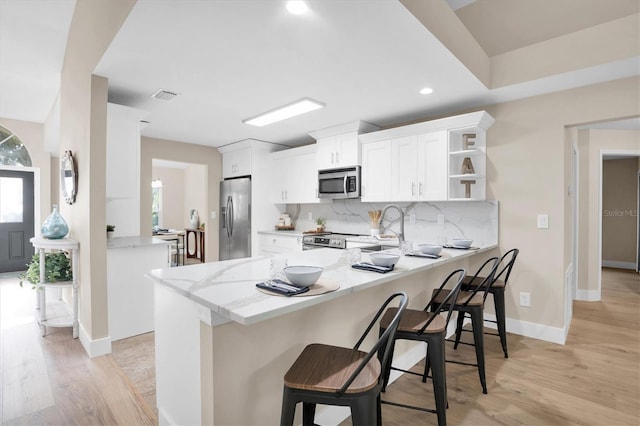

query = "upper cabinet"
360;111;494;201
389;131;448;201
361;140;391;202
309;121;379;170
268;145;326;204
106;103;147;200
106;103;148;237
222;147;252;178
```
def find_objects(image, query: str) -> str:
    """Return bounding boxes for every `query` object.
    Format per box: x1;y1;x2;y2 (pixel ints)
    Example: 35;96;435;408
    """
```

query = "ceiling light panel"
243;98;324;127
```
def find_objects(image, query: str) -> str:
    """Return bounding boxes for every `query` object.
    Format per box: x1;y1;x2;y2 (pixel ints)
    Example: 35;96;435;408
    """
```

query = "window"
151;179;163;228
0;125;32;167
0;177;23;222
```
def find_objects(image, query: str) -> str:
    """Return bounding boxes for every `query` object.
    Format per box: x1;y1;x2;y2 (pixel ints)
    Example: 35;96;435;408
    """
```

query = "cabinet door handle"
419;182;423;196
284;190;288;201
411;182;416;196
331;152;335;164
335;152;339;164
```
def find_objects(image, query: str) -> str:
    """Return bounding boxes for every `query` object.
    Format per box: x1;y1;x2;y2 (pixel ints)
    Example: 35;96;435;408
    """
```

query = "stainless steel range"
301;233;359;250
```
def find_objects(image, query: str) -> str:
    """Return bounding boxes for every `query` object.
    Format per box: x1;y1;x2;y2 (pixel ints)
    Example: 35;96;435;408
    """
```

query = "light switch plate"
537;214;549;229
210;211;216;220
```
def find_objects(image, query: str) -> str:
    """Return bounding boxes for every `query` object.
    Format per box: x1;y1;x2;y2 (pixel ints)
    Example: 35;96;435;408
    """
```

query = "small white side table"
30;237;79;338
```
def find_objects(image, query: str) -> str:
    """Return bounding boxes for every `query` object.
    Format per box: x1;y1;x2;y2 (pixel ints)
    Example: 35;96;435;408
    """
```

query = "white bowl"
452;239;473;248
283;265;323;286
418;244;442;256
369;253;400;267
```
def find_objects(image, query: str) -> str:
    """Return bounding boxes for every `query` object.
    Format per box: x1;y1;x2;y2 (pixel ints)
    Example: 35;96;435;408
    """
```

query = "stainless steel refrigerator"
219;177;251;260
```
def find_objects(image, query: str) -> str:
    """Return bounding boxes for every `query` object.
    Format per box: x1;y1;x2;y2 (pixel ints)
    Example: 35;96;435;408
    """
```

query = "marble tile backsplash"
286;200;498;247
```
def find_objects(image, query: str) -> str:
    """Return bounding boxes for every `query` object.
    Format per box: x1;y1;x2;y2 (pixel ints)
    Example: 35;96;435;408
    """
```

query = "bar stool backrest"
338;291;408;394
494;248;519;287
420;268;466;334
461;256;500;305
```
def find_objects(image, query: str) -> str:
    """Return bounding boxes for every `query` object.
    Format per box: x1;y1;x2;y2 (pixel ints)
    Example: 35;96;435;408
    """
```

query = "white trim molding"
602;260;636;270
484;313;567;345
576;289;601;301
79;324;112;358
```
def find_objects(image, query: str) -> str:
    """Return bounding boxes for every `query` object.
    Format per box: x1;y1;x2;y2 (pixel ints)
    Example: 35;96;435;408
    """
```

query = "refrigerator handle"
228;196;234;238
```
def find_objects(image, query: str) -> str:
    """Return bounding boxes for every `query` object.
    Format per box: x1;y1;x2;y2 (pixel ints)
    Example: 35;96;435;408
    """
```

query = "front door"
0;169;35;272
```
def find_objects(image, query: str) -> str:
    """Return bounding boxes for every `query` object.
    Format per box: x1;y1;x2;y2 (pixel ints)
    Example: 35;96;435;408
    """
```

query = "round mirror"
61;150;77;205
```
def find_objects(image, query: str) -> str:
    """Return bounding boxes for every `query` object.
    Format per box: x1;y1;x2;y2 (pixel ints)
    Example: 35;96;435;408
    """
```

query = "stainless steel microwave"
318;166;361;199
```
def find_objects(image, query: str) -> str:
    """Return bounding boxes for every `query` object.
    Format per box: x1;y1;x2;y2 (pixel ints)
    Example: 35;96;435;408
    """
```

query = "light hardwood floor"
1;268;638;425
344;267;640;425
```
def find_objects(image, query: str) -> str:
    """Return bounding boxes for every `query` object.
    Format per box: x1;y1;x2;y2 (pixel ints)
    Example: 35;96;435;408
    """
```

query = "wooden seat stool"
281;292;408;426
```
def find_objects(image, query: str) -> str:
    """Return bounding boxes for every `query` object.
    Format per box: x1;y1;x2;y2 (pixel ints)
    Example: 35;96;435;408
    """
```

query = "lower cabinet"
258;233;303;255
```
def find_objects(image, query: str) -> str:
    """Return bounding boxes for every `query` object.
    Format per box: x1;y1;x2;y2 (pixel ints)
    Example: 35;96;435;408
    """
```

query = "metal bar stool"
458;248;519;358
430;257;499;394
377;269;466;426
281;292;408;426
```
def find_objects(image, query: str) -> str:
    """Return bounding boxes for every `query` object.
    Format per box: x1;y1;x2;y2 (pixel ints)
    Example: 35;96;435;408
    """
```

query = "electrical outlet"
307;212;313;221
519;292;531;307
210;211;216;220
537;214;549;229
437;214;445;225
409;213;416;224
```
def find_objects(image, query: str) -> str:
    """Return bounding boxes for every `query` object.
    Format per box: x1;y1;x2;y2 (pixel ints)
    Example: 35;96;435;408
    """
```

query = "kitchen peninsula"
146;244;496;425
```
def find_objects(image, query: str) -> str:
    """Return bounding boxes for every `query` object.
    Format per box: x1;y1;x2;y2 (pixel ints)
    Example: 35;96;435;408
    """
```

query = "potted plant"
19;252;72;289
316;217;326;232
107;224;116;238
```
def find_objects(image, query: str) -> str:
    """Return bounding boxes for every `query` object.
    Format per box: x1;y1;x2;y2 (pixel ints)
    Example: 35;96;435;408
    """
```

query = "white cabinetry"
222;147;252;178
360;111;494;201
30;237;79;338
310;121;380;169
316;132;360;169
106;103;148;237
258;233;303;255
269;145;325;204
361;140;391;202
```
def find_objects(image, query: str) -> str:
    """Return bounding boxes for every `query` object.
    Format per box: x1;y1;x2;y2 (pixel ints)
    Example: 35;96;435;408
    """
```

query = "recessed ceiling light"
419;87;434;95
286;1;308;15
243;98;324;127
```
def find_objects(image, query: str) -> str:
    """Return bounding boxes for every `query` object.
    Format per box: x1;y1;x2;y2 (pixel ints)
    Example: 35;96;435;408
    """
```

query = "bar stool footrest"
389;366;431;380
446;359;478;367
381;399;437;414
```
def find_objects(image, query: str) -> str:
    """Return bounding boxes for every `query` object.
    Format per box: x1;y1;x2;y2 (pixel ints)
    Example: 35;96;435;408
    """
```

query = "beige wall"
59;0;135;346
602;158;638;265
152;166;185;230
184;164;206;232
483;77;639;330
141;136;221;262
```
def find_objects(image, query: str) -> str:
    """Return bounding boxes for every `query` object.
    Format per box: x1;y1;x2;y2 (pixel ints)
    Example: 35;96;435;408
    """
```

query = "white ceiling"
0;0;638;150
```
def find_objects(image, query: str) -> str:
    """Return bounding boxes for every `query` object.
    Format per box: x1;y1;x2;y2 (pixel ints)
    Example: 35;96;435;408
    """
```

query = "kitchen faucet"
379;204;405;244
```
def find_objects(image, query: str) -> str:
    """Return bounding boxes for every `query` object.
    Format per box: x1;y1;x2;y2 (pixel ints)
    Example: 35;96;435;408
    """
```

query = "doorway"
0;169;35;272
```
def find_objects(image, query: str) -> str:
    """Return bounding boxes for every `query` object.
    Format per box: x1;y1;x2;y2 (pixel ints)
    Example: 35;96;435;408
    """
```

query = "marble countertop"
107;236;172;250
146;244;496;326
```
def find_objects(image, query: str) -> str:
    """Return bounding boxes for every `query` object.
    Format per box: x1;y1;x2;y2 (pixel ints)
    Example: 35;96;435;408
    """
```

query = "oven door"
318;167;360;199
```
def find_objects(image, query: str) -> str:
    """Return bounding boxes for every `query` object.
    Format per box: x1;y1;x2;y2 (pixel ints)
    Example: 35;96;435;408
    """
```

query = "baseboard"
602;260;636;270
575;289;601;301
484;313;566;345
79;324;112;358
